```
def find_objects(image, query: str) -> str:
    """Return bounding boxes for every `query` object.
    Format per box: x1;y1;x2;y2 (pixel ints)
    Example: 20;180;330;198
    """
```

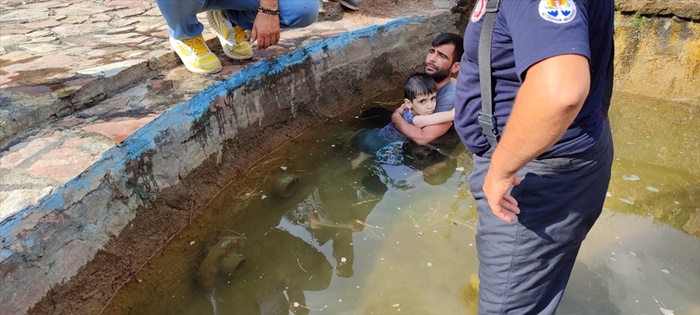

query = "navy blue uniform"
454;1;615;313
455;0;614;157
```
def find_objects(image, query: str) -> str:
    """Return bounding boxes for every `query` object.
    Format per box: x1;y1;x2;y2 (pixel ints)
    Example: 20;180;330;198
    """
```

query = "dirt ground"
353;0;475;35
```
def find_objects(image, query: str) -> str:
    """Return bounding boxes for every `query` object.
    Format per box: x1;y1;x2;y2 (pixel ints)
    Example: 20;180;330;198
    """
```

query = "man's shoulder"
436;80;456;112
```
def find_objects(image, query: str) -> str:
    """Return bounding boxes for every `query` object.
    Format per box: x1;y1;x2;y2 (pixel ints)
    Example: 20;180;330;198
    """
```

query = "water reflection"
194;229;333;315
282;168;386;281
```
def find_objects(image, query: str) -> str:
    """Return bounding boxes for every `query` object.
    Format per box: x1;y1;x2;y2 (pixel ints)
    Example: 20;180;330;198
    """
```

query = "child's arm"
412;108;455;128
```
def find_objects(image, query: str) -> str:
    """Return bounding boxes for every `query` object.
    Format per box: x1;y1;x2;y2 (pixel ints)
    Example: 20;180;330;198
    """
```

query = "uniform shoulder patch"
471;0;487;23
539;0;577;24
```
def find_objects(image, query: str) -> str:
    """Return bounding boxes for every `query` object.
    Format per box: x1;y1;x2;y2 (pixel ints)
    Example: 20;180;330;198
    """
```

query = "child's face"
405;92;437;115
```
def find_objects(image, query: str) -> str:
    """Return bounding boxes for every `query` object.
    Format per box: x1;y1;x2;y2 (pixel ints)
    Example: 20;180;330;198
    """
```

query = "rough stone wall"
454;0;700;104
614;8;700;105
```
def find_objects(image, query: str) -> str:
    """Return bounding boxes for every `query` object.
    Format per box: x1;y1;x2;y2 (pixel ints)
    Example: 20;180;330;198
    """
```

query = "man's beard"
425;63;450;83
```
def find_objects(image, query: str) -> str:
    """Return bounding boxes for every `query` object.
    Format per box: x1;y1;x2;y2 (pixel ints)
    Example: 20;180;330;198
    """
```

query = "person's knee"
281;4;319;28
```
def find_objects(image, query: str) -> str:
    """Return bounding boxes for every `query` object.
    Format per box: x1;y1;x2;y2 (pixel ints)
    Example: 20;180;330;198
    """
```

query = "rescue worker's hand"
483;167;521;222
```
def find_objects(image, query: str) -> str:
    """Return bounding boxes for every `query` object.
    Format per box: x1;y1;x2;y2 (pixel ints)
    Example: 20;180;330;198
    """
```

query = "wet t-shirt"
454;0;614;157
436;80;456;113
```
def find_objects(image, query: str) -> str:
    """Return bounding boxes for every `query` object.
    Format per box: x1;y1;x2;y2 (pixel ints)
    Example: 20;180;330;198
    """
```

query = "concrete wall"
0;13;458;314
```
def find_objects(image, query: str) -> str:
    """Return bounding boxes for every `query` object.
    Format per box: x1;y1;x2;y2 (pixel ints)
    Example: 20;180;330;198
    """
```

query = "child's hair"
403;73;437;101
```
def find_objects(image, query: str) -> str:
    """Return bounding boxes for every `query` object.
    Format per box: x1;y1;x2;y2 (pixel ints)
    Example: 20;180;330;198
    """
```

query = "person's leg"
209;0;318;30
156;0;223;73
203;0;317;60
469;125;613;314
155;0;207;40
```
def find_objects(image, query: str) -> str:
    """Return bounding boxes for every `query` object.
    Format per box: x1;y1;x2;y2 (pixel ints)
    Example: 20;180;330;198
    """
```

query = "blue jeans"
468;121;613;314
155;0;319;40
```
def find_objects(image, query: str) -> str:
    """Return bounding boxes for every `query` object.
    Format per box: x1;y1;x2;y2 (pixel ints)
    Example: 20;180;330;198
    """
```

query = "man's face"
424;44;456;83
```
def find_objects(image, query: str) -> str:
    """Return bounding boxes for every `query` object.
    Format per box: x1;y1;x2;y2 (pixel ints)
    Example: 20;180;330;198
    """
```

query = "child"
352;73;455;168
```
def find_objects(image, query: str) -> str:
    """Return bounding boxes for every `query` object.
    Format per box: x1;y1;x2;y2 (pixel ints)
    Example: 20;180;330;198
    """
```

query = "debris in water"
606;192;612;197
456;167;465;172
623;174;640;181
660;308;674;315
137;278;143;283
619;198;634;205
427;262;433;267
469;243;473;247
261;195;267;199
646;186;660;192
280;166;287;170
653;296;676;315
629;251;637;257
661;269;670;274
393;304;400;307
292;302;326;311
674;201;680;205
331;144;336;147
189;241;195;245
339;299;343;302
340;257;347;263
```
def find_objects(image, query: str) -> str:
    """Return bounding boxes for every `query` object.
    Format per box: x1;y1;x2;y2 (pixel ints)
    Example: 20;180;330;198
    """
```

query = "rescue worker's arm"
484;54;590;222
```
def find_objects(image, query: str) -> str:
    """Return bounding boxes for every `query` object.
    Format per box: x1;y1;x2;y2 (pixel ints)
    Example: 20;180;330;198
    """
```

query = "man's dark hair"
432;33;464;64
403;73;437;100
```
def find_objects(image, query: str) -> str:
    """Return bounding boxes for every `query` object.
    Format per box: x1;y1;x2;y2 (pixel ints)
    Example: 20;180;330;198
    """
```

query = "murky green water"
107;91;699;315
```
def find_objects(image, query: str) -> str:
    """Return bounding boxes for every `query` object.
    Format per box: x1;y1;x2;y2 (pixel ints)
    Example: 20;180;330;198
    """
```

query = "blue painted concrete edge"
0;16;427;246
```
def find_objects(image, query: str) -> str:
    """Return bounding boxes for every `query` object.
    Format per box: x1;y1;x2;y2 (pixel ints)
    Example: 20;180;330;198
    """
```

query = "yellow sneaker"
206;10;254;60
169;35;222;74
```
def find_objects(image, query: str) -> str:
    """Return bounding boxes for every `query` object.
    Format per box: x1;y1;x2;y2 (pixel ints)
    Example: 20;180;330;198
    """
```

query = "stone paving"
0;0;430;223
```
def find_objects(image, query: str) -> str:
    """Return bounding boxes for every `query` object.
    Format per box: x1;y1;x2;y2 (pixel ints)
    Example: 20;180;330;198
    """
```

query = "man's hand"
251;11;280;50
393;103;406;118
392;103;451;145
483;166;521;222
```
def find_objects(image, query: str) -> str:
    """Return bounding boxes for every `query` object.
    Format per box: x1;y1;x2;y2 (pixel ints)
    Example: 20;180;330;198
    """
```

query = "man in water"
391;32;463;147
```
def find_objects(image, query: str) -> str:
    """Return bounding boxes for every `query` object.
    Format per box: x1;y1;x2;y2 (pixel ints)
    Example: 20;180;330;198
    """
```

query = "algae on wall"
614;11;700;105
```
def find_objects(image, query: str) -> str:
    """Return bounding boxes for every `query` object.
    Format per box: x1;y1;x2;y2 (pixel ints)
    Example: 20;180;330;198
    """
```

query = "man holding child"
392;32;464;146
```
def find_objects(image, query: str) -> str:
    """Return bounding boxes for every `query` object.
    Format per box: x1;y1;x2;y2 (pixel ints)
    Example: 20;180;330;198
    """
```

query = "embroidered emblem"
539;0;577;24
471;0;488;23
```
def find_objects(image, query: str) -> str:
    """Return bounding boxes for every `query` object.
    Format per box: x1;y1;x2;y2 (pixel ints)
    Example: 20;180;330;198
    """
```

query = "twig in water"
355;219;385;239
226;230;247;239
292;302;327;311
297;258;308;273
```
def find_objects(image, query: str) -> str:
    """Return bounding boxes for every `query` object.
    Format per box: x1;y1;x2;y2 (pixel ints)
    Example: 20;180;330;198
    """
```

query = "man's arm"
392;105;452;145
251;0;281;50
412;108;455;128
484;54;591;222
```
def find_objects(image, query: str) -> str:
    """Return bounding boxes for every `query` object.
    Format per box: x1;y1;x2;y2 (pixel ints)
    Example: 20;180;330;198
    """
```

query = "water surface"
106;91;699;315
